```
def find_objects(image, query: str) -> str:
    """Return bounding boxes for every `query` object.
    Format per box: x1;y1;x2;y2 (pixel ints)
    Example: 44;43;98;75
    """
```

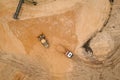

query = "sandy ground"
0;0;120;80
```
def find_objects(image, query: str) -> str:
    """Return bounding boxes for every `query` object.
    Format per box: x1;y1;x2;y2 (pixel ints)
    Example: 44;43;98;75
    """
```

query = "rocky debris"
90;32;114;61
89;2;120;62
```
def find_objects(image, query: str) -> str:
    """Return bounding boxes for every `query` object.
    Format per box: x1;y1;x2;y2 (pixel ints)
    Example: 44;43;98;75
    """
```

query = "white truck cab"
65;51;73;58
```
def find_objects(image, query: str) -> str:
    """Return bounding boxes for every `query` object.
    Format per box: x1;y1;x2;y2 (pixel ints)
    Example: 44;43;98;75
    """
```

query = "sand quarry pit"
0;0;120;80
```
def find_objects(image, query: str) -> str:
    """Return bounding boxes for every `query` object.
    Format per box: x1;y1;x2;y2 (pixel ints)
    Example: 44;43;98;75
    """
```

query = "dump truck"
38;34;49;48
